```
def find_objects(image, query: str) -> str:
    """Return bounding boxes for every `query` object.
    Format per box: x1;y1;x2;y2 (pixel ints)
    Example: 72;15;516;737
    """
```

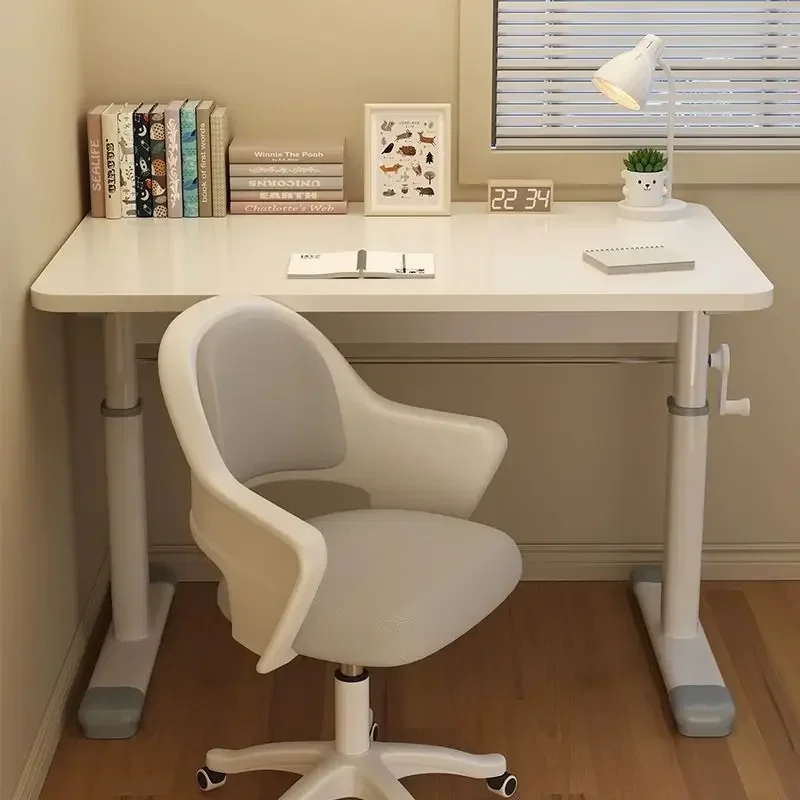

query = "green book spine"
180;100;200;217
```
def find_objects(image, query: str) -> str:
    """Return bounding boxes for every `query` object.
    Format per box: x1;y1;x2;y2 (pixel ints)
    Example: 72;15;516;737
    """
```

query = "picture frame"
363;103;451;216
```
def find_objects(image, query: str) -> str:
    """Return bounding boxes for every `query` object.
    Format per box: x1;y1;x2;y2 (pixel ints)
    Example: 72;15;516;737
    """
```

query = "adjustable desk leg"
77;313;176;738
632;311;735;737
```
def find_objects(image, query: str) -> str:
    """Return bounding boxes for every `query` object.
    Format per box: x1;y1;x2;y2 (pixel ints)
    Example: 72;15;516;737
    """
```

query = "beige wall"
0;0;88;797
75;0;798;557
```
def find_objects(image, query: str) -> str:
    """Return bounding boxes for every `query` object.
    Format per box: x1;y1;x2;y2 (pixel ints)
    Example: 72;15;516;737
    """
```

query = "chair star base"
196;669;517;799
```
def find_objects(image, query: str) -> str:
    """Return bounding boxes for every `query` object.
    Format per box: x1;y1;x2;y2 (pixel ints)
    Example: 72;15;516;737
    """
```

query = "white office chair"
158;295;522;799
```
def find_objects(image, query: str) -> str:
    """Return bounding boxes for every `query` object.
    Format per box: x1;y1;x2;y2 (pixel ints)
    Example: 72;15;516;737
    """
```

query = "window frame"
458;0;800;186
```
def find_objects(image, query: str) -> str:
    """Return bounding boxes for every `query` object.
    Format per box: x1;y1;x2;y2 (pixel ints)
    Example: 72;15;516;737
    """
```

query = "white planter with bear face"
621;169;668;208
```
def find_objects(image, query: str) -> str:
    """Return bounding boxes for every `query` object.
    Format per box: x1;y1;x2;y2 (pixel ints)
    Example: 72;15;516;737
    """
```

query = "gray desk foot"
631;564;735;738
79;686;144;739
78;576;176;739
669;685;735;738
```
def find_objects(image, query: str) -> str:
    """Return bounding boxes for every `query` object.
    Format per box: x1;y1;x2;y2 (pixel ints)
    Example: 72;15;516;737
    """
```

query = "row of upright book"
87;100;230;219
227;138;347;215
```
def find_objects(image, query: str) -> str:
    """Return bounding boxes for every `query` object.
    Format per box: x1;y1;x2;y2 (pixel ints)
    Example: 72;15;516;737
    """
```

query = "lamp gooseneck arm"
659;57;676;199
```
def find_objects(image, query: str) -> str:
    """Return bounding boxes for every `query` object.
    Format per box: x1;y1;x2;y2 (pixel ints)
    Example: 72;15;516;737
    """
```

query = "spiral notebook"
583;245;694;274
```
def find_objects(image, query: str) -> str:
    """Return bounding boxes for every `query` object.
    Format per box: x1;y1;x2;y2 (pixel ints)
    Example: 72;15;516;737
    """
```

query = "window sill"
457;148;800;187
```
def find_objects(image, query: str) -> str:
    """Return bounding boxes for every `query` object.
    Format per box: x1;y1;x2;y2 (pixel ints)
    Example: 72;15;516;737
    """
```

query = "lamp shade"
592;34;664;111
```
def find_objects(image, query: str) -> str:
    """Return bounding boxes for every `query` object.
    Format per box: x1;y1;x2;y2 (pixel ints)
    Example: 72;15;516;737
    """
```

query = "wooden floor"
41;581;800;800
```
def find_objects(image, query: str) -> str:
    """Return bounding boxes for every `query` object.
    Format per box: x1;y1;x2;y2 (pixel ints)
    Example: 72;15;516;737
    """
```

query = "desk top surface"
31;202;773;314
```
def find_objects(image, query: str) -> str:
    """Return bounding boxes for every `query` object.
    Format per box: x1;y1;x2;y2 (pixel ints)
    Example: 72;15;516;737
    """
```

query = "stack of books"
227;138;347;215
86;100;231;219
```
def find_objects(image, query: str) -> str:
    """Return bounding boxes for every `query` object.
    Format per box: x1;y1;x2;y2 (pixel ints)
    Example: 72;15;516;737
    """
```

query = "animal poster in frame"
364;103;451;216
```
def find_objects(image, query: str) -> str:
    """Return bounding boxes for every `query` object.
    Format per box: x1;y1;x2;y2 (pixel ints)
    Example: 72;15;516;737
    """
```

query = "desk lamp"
593;34;687;220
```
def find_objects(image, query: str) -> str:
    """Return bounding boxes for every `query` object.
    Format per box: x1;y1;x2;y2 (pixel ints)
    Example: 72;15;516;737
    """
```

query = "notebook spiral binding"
585;245;665;253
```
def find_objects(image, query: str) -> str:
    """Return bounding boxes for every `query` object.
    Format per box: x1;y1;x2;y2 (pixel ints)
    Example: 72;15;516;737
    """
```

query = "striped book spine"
149;104;168;217
117;103;138;217
210;106;230;217
134;103;155;217
165;100;184;217
101;104;122;219
180;100;200;217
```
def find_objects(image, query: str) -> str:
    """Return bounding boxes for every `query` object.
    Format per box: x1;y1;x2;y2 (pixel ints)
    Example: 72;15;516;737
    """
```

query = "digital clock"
487;179;554;213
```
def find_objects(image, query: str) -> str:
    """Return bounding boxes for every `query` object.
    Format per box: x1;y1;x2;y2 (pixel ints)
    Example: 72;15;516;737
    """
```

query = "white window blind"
495;0;800;149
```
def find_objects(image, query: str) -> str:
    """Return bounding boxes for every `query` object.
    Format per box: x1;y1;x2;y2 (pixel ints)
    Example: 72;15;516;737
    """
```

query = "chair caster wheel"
197;766;227;791
369;721;379;741
487;772;517;797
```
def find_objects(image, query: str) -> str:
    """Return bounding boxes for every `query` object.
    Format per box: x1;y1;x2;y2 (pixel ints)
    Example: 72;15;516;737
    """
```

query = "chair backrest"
195;302;346;482
158;295;340;672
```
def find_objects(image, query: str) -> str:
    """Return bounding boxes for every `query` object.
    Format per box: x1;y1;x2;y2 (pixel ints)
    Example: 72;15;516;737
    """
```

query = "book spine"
210;110;229;217
118;109;136;217
230;190;344;201
228;145;343;164
150;111;168;217
229;201;348;215
229;177;343;190
87;108;105;217
180;105;199;217
133;108;153;217
196;105;213;217
228;163;343;177
165;106;183;217
101;110;121;219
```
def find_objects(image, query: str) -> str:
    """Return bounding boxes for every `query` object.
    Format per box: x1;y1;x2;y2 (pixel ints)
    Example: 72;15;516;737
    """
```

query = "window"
494;0;800;150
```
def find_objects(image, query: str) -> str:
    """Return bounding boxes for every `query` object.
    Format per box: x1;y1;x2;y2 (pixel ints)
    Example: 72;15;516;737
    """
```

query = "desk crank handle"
709;343;751;416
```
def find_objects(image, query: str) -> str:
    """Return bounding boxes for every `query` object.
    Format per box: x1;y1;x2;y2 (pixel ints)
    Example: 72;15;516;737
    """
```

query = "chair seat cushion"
293;509;522;667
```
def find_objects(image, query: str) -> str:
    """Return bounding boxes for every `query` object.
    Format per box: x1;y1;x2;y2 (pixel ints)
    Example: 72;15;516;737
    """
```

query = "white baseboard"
150;542;800;583
519;542;800;580
12;558;110;800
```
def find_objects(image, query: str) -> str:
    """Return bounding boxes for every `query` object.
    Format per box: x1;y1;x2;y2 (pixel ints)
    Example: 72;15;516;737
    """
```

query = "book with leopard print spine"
149;104;168;218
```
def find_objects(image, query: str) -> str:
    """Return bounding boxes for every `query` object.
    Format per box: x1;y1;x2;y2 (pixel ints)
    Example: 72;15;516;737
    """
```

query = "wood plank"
38;581;800;800
701;585;787;800
706;585;800;799
746;582;800;736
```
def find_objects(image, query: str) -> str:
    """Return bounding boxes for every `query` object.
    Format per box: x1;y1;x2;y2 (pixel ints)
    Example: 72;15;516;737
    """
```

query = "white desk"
31;201;773;740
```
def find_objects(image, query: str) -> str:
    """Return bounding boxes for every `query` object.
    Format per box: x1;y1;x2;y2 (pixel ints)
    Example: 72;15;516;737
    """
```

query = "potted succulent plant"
621;148;669;208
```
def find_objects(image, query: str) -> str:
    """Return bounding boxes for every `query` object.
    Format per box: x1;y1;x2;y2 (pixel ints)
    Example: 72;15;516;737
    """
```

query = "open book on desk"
288;249;434;279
